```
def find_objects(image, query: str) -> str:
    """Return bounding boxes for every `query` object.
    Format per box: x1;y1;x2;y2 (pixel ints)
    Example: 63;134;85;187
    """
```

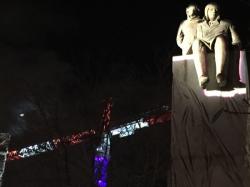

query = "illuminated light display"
53;130;96;147
102;98;113;132
94;134;111;187
109;111;171;138
7;130;96;161
5;103;171;187
8;141;54;160
7;110;171;161
95;98;113;187
0;133;11;187
110;118;148;138
144;111;172;126
7;150;21;161
94;119;150;187
93;108;171;187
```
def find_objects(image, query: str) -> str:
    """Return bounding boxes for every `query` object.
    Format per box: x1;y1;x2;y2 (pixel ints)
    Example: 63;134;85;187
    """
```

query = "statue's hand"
232;43;242;50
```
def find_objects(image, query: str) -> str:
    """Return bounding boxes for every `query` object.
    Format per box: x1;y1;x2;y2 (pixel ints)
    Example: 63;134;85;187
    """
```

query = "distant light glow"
19;113;25;117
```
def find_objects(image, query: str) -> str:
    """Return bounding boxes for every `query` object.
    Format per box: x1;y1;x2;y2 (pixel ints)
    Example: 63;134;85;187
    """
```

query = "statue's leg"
192;39;208;88
214;35;228;87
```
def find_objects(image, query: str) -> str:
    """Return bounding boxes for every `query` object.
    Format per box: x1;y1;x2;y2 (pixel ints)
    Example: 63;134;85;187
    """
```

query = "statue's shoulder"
181;20;188;25
178;20;188;28
220;19;233;25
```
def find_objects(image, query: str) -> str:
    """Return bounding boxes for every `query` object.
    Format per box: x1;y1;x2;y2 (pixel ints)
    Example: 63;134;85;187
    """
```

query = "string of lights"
7;109;170;162
5;103;171;187
7;130;96;161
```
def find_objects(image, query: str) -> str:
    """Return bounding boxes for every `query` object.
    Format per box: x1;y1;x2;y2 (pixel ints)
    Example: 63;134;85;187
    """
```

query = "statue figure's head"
186;4;200;20
204;2;220;21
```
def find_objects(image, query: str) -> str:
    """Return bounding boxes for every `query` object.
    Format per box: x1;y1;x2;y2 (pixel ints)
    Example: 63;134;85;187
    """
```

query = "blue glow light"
94;133;111;187
94;156;109;187
98;180;107;187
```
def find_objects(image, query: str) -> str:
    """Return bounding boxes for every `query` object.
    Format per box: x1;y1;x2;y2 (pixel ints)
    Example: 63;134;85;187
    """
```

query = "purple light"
95;156;104;162
94;155;110;187
98;180;107;187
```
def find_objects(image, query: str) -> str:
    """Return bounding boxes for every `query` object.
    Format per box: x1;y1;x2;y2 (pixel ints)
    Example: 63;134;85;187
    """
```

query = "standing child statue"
176;4;202;55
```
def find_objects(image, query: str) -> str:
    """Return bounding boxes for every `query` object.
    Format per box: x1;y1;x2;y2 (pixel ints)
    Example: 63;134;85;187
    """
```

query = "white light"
19;113;25;117
110;118;149;138
203;88;246;97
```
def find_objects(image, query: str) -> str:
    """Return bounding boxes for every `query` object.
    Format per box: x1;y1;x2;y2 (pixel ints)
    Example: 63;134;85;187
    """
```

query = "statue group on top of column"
176;2;243;89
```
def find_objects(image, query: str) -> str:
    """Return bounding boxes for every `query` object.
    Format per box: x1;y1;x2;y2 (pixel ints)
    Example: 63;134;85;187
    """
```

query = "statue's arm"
176;22;184;49
196;23;202;40
229;23;241;46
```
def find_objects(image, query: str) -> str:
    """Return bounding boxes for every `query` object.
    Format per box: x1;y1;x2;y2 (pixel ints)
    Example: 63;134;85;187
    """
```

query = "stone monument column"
170;52;250;187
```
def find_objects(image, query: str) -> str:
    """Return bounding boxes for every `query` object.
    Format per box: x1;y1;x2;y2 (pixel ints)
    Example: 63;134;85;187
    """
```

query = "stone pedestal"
170;51;250;187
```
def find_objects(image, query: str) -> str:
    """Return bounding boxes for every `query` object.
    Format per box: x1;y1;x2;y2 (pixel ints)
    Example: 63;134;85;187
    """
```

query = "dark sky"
0;0;248;139
0;0;249;52
0;0;248;142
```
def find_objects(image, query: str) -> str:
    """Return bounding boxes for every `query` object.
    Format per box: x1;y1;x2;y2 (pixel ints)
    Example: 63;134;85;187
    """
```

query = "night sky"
1;0;250;186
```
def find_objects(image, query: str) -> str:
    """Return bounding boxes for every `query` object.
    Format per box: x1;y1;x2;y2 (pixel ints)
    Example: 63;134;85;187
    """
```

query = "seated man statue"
192;2;241;89
176;4;202;55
